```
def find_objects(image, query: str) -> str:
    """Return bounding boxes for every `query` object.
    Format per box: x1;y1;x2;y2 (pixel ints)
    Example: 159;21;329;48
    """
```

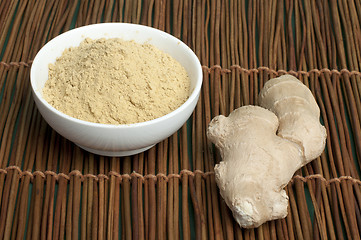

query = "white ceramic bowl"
31;23;202;157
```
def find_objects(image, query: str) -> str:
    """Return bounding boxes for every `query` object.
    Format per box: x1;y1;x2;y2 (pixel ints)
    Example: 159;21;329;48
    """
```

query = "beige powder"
43;38;190;124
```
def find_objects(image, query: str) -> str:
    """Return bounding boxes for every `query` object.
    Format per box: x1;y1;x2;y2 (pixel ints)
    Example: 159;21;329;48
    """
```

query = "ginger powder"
43;38;191;124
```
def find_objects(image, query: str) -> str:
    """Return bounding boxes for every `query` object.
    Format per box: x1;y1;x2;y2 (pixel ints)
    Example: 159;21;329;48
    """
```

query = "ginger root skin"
208;106;303;228
258;74;327;162
207;75;326;228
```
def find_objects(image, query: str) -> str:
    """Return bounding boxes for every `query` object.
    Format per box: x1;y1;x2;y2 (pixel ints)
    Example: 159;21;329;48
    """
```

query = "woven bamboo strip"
146;147;156;240
131;155;140;240
180;124;191;240
81;154;89;240
122;156;132;239
167;136;175;240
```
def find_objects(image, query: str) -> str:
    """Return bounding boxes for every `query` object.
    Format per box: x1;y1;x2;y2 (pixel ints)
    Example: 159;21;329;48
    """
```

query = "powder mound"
43;38;191;124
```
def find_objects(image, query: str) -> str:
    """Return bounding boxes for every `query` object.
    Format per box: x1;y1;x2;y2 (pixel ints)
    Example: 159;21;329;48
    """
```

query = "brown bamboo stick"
166;0;172;33
320;180;336;240
83;0;95;24
280;4;287;70
16;112;40;240
181;124;191;240
167;136;176;240
202;70;216;240
0;0;11;27
103;0;113;22
172;135;180;240
1;169;20;240
112;0;119;22
118;0;124;22
10;176;23;238
40;130;56;240
274;220;285;240
316;0;331;68
156;141;168;240
229;0;238;109
192;67;207;240
245;0;256;104
295;0;307;71
158;0;166;31
71;147;83;240
131;155;140;240
316;178;327;239
271;0;283;70
61;141;72;240
283;187;295;240
307;178;327;239
287;184;304;240
76;0;87;27
138;153;145;240
268;0;277;71
294;176;313;239
98;156;105;240
220;0;230;115
147;0;155;26
92;177;99;240
135;0;143;24
189;174;203;240
89;0;102;24
103;159;109;240
152;0;160;28
281;218;289;240
30;121;48;240
172;0;182;38
48;137;61;239
112;157;121;240
81;156;89;240
10;86;33;163
14;175;31;240
285;0;296;70
106;160;115;240
238;0;248;106
65;172;74;239
163;141;169;236
122;156;132;240
87;154;95;239
202;0;209;64
25;175;36;240
147;147;157;240
46;173;57;240
63;0;78;30
96;0;106;23
144;153;150;240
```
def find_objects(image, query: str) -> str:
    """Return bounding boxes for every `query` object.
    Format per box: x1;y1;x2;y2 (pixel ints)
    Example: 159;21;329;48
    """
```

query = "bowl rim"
30;23;203;129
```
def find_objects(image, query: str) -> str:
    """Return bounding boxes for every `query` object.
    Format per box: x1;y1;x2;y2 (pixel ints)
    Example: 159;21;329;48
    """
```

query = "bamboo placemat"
1;0;361;239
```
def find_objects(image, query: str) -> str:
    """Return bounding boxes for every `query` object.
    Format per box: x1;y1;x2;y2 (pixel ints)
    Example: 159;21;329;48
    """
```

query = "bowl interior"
31;23;202;118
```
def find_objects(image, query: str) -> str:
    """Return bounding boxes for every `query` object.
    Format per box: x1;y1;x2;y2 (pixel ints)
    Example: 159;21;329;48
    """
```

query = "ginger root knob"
207;75;326;228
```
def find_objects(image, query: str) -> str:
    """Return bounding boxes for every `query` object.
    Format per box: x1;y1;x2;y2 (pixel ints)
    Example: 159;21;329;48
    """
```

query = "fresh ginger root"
207;75;326;228
207;105;304;228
